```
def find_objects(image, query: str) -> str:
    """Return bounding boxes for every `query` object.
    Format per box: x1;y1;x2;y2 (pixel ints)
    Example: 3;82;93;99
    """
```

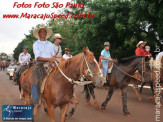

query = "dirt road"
0;70;162;122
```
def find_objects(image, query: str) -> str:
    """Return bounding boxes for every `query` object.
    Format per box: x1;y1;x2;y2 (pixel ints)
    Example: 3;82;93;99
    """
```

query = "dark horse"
101;56;152;116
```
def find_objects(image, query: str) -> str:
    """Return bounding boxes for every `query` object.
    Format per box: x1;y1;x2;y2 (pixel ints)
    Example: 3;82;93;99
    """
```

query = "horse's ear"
86;47;89;50
83;47;88;55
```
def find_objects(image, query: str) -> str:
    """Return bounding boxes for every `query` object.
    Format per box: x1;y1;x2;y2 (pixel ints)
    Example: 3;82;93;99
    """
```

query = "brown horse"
20;48;105;122
130;56;163;105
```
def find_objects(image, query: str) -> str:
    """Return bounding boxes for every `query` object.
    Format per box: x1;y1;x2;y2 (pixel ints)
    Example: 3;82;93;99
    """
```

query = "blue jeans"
102;61;109;79
31;84;39;105
15;65;24;78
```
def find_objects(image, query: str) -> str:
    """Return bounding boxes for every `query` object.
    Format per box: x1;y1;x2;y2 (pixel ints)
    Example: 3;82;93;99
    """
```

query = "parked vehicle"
6;65;16;80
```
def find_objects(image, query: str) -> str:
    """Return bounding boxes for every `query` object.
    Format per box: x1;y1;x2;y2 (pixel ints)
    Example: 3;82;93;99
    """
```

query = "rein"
53;54;102;85
54;61;93;85
41;53;103;94
112;58;151;82
83;55;103;77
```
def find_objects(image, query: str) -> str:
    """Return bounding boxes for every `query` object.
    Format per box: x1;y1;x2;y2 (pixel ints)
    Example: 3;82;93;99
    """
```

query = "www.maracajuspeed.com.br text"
2;12;94;20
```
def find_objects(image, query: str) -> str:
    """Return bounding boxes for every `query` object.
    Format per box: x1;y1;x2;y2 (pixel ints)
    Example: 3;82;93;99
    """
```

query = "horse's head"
137;56;152;83
81;47;105;87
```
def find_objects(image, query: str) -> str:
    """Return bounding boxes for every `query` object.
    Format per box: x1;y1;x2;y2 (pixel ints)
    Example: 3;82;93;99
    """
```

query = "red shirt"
144;51;152;58
135;47;146;56
99;56;101;63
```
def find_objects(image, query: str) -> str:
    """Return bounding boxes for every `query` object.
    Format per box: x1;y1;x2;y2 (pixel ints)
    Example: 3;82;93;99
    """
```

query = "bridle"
82;54;103;78
113;57;152;82
53;54;103;85
141;57;152;76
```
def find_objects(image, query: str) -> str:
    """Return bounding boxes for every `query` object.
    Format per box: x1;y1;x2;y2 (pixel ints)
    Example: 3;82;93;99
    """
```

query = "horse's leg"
150;82;154;96
60;103;69;122
101;87;114;111
24;91;31;105
47;104;55;122
139;82;146;93
41;99;48;114
149;81;155;100
121;87;130;116
89;86;99;110
19;90;23;100
84;85;92;106
132;83;142;102
68;93;79;118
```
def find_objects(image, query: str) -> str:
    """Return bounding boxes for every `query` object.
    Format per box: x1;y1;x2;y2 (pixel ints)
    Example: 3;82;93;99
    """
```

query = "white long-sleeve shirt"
18;52;31;65
63;54;72;60
33;40;55;60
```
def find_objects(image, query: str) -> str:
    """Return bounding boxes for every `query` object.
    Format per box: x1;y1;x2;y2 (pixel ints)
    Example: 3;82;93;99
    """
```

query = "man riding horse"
135;41;147;56
15;46;31;84
31;27;59;115
53;33;63;61
101;42;113;85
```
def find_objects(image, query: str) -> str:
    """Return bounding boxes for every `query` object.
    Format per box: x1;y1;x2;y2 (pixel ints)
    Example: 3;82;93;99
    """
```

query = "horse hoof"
20;96;23;100
87;103;92;107
138;98;143;102
125;112;131;117
95;106;100;110
101;106;106;112
33;106;38;116
149;96;154;100
65;114;69;120
44;108;48;114
101;109;106;112
68;113;73;118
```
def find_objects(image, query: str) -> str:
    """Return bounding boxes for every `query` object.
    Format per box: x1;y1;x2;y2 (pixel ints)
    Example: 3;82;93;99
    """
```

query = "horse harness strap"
142;58;151;76
54;61;93;85
113;62;142;81
40;62;53;94
82;54;103;77
112;58;150;82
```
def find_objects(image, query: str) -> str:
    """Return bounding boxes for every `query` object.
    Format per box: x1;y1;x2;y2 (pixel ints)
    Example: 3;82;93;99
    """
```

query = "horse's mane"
151;55;163;69
58;50;94;70
118;56;144;64
59;53;83;69
51;53;83;76
53;49;94;75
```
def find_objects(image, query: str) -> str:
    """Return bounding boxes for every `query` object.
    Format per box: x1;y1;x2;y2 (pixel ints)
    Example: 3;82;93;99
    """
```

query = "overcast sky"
0;0;71;54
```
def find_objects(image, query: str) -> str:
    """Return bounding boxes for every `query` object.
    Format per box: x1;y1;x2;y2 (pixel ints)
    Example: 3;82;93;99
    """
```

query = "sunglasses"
56;38;62;40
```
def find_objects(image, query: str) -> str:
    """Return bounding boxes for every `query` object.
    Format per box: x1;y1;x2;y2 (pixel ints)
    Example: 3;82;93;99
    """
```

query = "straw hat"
104;42;110;46
136;41;147;47
53;33;64;40
33;27;53;39
64;48;70;52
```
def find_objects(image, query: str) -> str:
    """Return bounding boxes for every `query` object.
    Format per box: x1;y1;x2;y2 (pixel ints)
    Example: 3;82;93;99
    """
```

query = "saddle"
40;62;55;93
108;62;113;73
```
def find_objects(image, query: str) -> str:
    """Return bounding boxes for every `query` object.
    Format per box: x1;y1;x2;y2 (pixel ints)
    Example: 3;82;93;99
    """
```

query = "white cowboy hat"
33;27;53;39
136;41;147;47
104;42;110;46
53;33;64;39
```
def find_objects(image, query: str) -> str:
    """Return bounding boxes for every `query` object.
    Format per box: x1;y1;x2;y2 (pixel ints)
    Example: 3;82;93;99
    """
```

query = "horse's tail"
83;85;90;100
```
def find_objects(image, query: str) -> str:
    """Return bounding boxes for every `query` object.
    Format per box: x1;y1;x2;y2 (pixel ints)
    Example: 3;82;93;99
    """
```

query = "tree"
13;0;163;60
129;0;163;52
